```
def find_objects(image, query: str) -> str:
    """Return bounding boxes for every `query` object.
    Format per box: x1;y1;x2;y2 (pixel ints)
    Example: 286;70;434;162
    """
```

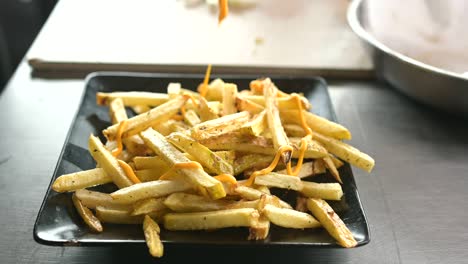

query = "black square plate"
34;72;370;247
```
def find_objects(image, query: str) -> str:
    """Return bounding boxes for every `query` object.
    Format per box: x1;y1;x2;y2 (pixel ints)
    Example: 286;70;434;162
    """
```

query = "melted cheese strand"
199;64;212;98
111;120;128;157
286;135;311;176
117;159;141;184
218;0;229;25
243;145;293;187
214;174;238;185
172;114;184;121
293;94;313;136
180;94;199;116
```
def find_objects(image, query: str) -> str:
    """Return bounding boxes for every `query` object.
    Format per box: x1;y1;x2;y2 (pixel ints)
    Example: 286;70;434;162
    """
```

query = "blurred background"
0;0;57;89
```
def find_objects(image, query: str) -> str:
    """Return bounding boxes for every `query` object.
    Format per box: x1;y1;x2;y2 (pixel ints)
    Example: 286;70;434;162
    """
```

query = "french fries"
307;198;357;248
254;172;303;191
75;189;131;210
281;110;352;140
300;182;343;201
263;78;291;164
143;215;164;257
52;168;112;193
110;179;191;204
88;135;133;188
263;204;321;229
164;208;259;231
140;128;226;200
103;96;186;140
313;132;375;172
51;75;374;258
164;193;232;212
167;132;234;175
96;206;144;224
72;193;103;232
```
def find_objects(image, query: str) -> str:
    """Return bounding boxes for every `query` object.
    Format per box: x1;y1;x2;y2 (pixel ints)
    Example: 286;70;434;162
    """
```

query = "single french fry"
198;97;219;122
248;216;270;240
190;111;250;140
249;78;289;97
167;83;181;99
111;180;191;204
256;193;282;210
164;193;232;212
88;134;133;188
109;98;128;124
234;153;274;175
201;133;274;155
183;109;201;127
289;137;328;159
140;128;226;200
164;208;259;231
133;156;171;170
167;132;234;175
97;91;169;107
254;172;303;191
242;94;310;110
202;78;224;101
281;110;352;140
313;132;375;172
323;154;342;183
222;83;238;115
300;182;343;201
263;78;291;164
307;198;357;248
135;168;170;182
214;150;236;167
201;133;326;159
132;198;167;216
152;119;179;136
75;189;131;210
237;110;267;136
235;96;264;115
276;161;327;178
283;123;307;137
227;199;260;209
104;96;186;140
169;120;191;133
255;185;271;195
331;155;344;168
263;204;321;229
52;168;112;193
72;193;103;232
143;215;164;258
134;153;218;170
96;206;143;224
131;105;151;114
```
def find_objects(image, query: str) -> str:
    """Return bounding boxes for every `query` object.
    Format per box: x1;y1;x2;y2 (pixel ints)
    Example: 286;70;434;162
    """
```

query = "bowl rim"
347;0;468;82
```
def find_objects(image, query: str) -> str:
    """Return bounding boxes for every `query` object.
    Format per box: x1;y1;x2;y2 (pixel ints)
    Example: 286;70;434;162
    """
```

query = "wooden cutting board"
27;0;372;78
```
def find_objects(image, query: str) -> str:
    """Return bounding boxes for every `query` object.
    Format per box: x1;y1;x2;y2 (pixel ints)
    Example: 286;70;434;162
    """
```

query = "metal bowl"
347;0;468;115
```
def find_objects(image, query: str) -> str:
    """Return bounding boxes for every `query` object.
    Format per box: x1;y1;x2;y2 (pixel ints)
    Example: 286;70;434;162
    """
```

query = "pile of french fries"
52;75;375;257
